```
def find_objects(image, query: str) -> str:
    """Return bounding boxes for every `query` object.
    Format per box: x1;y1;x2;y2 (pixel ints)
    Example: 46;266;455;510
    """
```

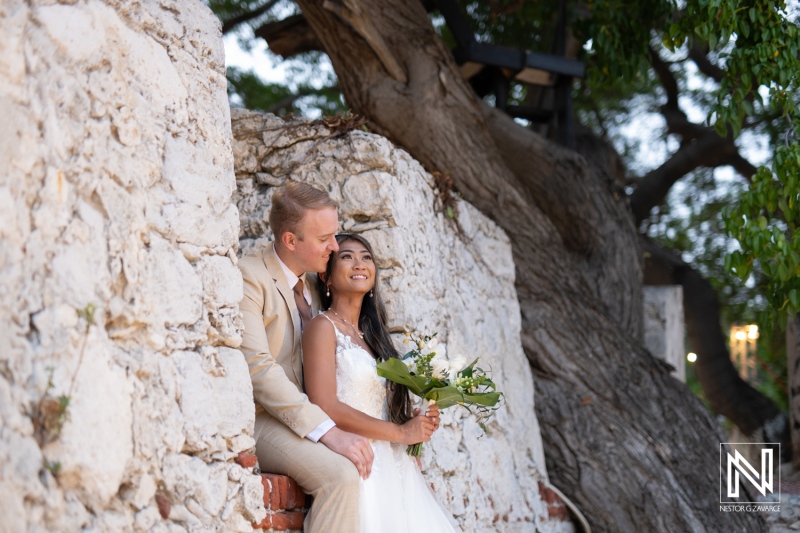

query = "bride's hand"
425;404;441;433
412;406;441;433
399;414;435;445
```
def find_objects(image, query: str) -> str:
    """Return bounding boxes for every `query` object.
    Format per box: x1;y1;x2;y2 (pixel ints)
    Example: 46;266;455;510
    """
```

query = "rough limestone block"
143;236;204;328
0;1;264;530
47;334;134;511
200;254;245;308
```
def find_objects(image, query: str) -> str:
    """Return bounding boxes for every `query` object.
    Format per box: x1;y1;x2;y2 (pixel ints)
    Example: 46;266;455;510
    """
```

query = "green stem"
407;442;423;456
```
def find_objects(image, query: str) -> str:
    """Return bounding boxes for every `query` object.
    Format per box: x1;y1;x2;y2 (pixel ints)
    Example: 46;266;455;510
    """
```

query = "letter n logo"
720;443;780;503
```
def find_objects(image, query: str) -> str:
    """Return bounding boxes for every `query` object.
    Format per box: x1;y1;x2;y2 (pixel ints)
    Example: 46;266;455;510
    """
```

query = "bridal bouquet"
376;333;504;456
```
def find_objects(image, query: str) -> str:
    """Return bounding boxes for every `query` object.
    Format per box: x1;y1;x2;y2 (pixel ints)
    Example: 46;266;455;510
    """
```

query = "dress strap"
319;311;341;333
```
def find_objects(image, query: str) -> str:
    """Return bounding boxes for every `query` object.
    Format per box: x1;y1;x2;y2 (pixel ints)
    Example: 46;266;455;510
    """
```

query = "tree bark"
788;315;800;469
291;0;764;530
254;14;324;58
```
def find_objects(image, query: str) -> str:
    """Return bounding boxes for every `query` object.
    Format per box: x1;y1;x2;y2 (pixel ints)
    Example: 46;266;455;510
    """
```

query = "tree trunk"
291;0;764;529
788;315;800;469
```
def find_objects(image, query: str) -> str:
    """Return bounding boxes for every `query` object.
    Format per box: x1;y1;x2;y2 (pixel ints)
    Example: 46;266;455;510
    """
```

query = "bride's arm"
302;316;433;446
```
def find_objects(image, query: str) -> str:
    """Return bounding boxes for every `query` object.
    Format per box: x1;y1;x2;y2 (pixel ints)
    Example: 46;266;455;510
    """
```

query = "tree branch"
637;45;757;222
629;133;739;223
649;47;680;111
221;0;281;34
725;151;758;179
688;42;725;82
649;47;710;141
322;0;407;83
254;14;325;58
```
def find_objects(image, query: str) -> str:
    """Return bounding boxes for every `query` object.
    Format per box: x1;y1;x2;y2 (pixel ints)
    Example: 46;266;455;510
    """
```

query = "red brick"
259;474;272;510
548;503;570;521
270;511;305;530
538;482;560;505
235;452;258;469
253;514;270;530
283;477;305;509
261;474;281;510
255;511;305;530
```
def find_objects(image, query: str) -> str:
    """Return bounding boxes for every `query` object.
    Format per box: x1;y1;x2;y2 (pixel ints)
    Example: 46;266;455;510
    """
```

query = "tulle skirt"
359;440;461;532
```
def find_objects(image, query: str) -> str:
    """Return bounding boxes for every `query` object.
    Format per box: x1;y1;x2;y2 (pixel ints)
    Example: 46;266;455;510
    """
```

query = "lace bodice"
321;313;388;421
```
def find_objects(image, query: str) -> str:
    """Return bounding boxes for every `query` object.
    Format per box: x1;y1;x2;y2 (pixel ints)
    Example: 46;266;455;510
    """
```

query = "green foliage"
725;143;800;327
575;0;800;329
227;66;346;116
661;1;800;328
575;0;674;83
664;1;800;137
33;367;70;447
452;1;561;51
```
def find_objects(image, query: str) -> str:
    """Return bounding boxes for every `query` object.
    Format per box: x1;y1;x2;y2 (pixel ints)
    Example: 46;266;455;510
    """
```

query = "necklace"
329;309;364;340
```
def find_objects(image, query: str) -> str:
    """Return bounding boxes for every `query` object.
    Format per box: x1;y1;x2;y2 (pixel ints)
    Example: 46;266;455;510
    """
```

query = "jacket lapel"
262;247;303;385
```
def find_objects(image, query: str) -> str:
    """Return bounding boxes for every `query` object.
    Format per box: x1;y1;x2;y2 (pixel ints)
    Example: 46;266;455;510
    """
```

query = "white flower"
431;354;449;379
446;355;467;380
434;343;447;359
428;338;439;350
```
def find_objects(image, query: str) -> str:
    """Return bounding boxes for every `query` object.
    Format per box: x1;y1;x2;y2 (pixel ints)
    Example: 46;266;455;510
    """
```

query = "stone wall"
0;2;265;531
231;110;572;533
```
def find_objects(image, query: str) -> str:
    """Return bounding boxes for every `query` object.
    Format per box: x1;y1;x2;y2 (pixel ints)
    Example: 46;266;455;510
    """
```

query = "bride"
302;233;461;532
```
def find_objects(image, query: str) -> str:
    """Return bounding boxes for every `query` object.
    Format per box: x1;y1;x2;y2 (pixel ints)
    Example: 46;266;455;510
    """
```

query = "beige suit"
239;247;359;532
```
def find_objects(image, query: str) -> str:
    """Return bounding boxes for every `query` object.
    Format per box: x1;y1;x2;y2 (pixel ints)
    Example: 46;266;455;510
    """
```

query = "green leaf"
424;386;502;409
376;358;432;396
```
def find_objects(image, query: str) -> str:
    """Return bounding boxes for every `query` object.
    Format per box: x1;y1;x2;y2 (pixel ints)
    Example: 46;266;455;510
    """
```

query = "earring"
326;286;331;297
369;289;374;298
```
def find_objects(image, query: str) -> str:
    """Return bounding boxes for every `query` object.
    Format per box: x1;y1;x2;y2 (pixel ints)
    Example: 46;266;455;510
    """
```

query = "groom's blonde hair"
269;181;337;241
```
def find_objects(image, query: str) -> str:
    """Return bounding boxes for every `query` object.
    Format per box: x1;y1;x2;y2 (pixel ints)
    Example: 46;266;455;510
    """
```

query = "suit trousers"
255;414;360;533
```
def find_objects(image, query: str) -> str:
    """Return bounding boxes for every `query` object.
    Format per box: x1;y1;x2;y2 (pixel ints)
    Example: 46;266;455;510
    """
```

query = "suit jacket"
238;246;329;438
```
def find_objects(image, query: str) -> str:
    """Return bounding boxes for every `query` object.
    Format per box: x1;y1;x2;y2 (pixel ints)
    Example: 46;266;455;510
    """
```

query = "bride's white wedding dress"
321;313;461;533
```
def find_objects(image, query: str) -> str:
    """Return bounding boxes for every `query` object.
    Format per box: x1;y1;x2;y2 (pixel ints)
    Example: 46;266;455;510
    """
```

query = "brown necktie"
293;278;312;330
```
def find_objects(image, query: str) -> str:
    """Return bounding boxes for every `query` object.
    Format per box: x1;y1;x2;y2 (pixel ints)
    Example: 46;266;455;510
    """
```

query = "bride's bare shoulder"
302;313;336;343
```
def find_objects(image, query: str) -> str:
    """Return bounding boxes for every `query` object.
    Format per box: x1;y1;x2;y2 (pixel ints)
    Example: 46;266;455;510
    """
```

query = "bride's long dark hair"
319;233;413;425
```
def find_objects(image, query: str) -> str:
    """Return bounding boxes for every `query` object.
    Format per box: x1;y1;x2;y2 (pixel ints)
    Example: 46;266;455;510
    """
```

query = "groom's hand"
319;426;374;479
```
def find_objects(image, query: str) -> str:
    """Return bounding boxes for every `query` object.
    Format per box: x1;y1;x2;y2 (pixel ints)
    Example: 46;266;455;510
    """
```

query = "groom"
238;182;372;532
